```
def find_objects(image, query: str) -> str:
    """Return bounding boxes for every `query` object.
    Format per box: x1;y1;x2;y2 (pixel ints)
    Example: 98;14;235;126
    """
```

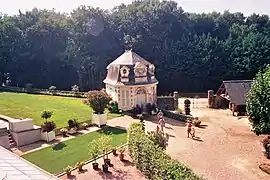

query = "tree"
41;111;53;122
246;65;270;135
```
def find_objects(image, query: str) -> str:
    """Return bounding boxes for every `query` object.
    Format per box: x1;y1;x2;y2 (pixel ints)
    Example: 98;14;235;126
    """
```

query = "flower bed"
127;123;203;180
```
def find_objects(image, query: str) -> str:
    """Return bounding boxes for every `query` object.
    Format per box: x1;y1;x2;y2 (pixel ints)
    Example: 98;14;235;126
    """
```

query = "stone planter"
92;113;107;127
41;131;55;142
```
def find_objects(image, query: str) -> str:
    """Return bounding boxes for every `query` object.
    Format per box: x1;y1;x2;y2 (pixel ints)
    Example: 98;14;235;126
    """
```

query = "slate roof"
104;50;158;86
106;50;151;69
221;80;252;105
0;146;58;180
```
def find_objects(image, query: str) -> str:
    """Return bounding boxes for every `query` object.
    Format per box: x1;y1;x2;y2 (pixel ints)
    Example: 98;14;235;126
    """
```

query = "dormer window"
149;64;155;75
134;62;147;77
120;66;130;77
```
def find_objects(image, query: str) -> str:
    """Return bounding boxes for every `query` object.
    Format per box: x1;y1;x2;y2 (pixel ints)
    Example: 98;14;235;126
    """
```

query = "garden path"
108;109;270;180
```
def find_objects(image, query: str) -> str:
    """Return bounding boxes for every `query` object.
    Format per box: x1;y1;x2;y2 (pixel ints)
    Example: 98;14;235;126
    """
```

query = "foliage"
41;111;53;121
262;136;270;158
49;86;57;91
41;121;56;132
128;122;202;180
60;128;68;136
89;139;101;163
86;90;111;114
246;65;270;135
64;166;72;175
68;119;79;129
147;130;169;150
71;85;79;92
184;99;191;115
99;135;112;159
108;101;119;113
81;122;89;129
23;126;127;173
76;161;84;172
1;3;270;94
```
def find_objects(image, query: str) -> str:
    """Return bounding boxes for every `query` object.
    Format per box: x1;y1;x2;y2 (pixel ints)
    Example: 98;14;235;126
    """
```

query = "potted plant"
76;161;84;172
119;147;125;161
89;139;100;170
40;111;56;142
64;166;72;177
81;122;88;130
112;148;117;156
100;135;112;168
60;128;68;137
193;117;201;127
68;119;79;134
86;90;111;127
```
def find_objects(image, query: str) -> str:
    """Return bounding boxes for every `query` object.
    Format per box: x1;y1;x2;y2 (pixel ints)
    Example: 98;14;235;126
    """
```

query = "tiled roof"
0;146;58;180
223;80;252;105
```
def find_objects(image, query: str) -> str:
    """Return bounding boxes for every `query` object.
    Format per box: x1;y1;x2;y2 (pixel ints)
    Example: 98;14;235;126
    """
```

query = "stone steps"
7;130;16;148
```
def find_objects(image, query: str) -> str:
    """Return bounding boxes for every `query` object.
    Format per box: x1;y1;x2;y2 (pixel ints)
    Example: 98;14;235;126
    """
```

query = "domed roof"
107;50;151;69
104;50;158;86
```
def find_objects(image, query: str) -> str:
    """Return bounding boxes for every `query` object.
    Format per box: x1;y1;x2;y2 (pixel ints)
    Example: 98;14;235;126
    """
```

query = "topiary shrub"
68;119;79;129
41;121;56;132
128;122;203;180
86;90;111;114
184;99;191;115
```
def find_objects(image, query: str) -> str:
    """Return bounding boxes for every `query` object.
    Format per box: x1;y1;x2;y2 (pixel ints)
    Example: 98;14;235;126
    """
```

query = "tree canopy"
246;65;270;135
1;0;270;94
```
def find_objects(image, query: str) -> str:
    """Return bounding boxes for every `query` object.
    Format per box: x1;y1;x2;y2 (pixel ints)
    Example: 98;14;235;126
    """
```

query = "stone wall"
11;126;41;147
157;91;179;110
0;128;9;149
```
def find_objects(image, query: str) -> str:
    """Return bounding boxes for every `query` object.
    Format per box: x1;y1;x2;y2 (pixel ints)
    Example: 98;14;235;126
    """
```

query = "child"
191;127;196;138
159;118;165;131
187;121;193;138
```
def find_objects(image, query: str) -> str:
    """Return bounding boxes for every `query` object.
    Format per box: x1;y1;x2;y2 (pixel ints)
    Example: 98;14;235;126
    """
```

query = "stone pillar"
208;90;214;108
173;91;179;110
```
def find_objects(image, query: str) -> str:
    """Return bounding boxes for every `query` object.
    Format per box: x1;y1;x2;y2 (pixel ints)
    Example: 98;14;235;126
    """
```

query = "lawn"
0;92;120;128
22;126;127;174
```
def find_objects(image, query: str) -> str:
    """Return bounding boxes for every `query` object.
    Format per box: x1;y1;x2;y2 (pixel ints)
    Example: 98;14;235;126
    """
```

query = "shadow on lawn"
52;142;67;151
98;126;127;135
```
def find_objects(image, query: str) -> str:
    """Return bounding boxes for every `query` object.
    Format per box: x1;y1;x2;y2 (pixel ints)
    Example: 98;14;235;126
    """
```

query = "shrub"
86;90;111;114
146;103;152;114
49;85;57;91
64;166;72;176
71;84;79;92
89;139;101;163
147;130;169;150
128;123;202;180
68;119;79;129
108;101;119;113
60;128;68;137
81;122;89;129
99;135;112;160
162;109;187;121
262;136;270;158
76;161;84;172
184;99;191;115
41;111;53;122
41;121;56;132
246;65;270;135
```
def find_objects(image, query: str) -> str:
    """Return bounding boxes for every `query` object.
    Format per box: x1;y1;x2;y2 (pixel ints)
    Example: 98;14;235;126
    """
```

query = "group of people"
156;110;195;138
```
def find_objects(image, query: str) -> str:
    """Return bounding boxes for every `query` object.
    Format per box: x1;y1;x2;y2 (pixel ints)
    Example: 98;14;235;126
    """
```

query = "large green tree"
1;0;270;94
246;65;270;135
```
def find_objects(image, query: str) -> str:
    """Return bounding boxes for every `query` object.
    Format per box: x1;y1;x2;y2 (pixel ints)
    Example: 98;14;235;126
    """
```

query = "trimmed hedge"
128;123;204;180
162;109;188;121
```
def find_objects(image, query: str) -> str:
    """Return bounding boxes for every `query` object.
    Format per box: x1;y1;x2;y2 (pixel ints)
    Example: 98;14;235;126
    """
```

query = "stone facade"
104;50;158;110
157;91;179;110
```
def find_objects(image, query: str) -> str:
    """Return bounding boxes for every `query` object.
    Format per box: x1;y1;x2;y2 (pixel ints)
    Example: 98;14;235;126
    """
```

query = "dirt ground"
108;98;270;180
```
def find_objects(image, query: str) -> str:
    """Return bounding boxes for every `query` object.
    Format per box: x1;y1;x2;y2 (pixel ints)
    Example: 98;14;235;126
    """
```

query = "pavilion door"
135;88;147;106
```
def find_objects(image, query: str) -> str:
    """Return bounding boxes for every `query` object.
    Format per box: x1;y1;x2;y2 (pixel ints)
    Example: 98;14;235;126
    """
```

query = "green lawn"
0;92;120;128
22;126;127;174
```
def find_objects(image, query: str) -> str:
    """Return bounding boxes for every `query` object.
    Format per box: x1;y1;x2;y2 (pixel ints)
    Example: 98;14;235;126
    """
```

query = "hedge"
162;109;188;121
127;123;204;180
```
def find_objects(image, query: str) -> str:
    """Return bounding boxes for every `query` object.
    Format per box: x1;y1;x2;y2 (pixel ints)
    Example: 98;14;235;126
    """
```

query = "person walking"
159;117;165;131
